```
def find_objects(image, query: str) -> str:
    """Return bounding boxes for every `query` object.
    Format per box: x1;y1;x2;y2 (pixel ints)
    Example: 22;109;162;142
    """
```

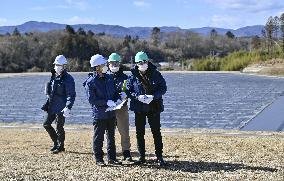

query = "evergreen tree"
226;31;235;39
77;27;86;36
151;27;161;47
65;25;75;34
12;28;21;36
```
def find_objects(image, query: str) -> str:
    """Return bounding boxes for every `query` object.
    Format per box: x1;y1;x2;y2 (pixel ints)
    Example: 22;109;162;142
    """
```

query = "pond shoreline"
1;71;284;79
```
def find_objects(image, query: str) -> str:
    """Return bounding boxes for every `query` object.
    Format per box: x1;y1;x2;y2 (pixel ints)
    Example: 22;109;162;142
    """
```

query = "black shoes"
95;158;121;166
133;157;167;166
123;150;133;162
156;156;167;167
51;147;65;154
96;160;106;166
50;144;58;152
134;157;146;165
108;159;122;165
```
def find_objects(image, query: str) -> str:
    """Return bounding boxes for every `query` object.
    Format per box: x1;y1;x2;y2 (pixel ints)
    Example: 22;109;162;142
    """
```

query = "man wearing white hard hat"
43;55;76;154
83;54;121;166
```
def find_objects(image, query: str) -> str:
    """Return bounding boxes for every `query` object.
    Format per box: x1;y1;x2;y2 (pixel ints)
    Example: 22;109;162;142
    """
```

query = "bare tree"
280;13;284;52
265;16;274;54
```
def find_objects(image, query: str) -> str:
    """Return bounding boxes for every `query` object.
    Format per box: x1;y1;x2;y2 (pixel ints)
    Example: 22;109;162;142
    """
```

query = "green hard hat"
108;53;121;62
135;51;149;63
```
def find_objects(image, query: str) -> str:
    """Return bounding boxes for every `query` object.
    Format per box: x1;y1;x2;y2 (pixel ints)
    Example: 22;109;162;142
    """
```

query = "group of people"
42;51;167;167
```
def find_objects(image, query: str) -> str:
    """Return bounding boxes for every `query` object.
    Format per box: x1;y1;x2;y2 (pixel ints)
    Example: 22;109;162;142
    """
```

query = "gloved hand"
107;100;116;107
116;99;123;105
144;95;154;104
62;107;71;118
138;95;147;103
120;92;127;100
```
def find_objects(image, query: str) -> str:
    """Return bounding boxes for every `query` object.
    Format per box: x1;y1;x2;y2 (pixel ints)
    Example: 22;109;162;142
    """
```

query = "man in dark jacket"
43;55;76;154
126;51;167;166
83;54;121;166
108;53;132;161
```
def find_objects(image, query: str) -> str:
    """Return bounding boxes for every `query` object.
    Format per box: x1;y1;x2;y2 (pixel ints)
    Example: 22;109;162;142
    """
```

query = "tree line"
192;13;284;71
2;15;283;73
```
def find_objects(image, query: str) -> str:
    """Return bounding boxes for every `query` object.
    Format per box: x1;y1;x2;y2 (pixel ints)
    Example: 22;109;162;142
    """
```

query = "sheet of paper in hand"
105;100;127;112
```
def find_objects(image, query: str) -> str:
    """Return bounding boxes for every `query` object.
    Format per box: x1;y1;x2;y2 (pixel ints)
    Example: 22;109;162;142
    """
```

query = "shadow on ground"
65;151;277;173
136;160;278;173
66;151;179;159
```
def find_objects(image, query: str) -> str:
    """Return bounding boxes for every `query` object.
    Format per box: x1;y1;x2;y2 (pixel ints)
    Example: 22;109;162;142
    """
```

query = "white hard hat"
90;54;106;67
53;55;67;65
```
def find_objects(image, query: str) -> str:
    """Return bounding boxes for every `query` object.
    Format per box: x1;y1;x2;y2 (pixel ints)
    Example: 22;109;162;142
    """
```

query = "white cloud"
65;0;89;11
205;0;284;13
133;1;151;8
209;15;244;29
0;18;8;26
65;16;95;24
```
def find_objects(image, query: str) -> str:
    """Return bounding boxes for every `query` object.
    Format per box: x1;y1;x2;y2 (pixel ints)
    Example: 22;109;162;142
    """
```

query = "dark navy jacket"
47;70;76;114
83;72;119;120
111;69;129;93
111;69;129;106
126;62;167;113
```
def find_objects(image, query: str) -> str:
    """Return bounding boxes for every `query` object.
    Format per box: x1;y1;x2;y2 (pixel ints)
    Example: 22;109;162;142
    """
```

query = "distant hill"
0;21;265;38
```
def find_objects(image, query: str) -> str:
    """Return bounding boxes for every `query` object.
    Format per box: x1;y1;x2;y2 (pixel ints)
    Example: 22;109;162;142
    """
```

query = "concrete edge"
239;99;276;130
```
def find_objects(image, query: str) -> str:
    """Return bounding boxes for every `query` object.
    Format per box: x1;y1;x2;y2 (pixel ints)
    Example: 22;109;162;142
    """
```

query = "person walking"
43;55;76;154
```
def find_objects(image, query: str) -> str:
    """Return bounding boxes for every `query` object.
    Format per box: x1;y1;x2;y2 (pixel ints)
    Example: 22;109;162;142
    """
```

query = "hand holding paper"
120;92;127;100
138;95;154;104
107;100;116;107
61;107;71;118
105;99;127;112
144;95;154;104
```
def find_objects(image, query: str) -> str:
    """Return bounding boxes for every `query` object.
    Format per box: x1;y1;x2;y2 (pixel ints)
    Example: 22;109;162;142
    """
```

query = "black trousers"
135;112;163;158
93;118;116;161
43;113;65;148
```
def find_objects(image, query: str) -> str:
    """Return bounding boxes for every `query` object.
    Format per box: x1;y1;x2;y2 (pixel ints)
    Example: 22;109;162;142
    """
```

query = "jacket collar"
56;69;67;79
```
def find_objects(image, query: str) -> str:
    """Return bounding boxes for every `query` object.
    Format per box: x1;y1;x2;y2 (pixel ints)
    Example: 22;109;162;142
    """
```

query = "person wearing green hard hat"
126;51;167;166
108;53;133;161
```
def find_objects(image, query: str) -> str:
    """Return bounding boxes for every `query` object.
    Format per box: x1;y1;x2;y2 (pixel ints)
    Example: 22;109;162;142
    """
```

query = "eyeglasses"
137;60;148;65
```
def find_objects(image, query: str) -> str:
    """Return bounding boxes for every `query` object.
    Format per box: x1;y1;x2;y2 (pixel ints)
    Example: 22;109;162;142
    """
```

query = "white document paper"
105;100;127;112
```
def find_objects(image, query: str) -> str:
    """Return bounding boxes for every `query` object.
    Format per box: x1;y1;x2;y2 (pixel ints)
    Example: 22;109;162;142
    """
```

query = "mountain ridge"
0;21;265;38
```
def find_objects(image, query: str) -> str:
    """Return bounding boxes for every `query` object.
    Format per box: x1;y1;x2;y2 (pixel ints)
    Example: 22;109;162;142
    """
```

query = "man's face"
96;64;108;73
54;64;64;74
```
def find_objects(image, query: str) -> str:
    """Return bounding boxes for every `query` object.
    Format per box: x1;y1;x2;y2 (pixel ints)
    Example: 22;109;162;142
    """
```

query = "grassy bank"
0;125;283;180
192;50;284;71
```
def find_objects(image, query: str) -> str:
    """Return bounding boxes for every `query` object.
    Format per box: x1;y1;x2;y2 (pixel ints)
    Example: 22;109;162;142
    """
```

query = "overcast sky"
0;0;284;29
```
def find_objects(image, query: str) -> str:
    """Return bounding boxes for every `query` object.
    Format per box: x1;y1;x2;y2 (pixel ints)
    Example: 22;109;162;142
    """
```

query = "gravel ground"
0;125;283;181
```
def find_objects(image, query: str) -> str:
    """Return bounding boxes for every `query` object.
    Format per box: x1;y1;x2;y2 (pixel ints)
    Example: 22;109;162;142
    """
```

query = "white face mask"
102;66;108;73
54;65;63;74
110;66;120;73
138;63;148;72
